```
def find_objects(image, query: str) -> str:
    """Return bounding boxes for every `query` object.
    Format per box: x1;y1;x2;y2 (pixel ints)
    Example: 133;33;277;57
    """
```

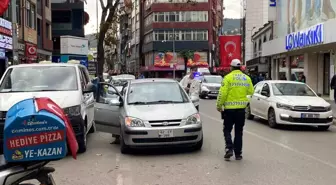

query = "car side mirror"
317;93;322;97
83;82;95;94
261;90;269;97
109;98;122;106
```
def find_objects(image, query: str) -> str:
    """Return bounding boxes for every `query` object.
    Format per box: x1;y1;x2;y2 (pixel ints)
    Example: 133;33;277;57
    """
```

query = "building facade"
244;0;269;62
1;0;53;64
140;0;222;77
262;0;336;100
51;0;86;62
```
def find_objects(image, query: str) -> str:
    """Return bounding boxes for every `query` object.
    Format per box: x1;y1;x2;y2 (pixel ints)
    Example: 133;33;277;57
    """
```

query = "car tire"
120;132;130;154
317;125;330;131
245;105;254;120
193;136;203;151
199;94;206;99
89;121;96;133
77;126;87;153
268;108;278;128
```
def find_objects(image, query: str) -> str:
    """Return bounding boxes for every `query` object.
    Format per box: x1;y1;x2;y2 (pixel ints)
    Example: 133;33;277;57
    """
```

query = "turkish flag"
0;0;9;16
219;35;241;68
35;97;78;159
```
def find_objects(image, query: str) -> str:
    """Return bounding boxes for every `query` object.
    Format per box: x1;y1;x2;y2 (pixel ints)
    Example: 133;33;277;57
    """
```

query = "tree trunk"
97;32;105;76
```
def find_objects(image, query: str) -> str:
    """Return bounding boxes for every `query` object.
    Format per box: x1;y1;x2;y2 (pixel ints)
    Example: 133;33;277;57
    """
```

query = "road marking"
200;112;336;169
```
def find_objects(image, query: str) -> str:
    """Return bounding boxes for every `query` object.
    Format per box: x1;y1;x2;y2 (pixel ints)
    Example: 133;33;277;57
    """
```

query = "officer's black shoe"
235;155;243;160
224;149;233;161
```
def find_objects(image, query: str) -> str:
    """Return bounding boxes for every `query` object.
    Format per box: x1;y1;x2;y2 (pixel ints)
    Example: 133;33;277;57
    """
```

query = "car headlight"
125;117;145;127
201;85;209;91
276;103;293;110
63;105;81;116
186;113;201;125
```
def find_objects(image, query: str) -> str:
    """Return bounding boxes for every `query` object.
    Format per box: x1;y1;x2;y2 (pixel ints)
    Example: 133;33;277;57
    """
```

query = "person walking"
330;74;336;103
216;59;254;161
180;66;201;111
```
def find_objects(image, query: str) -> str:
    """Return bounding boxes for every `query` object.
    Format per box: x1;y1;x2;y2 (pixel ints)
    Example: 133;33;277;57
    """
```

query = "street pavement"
31;99;336;185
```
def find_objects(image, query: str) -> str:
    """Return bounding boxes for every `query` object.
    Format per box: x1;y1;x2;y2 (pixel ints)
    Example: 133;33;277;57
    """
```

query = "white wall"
245;0;269;61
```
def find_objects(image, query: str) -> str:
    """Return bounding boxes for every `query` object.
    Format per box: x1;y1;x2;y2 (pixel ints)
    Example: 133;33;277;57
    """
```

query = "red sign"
0;27;11;36
0;0;9;16
25;43;37;60
7;130;65;149
219;35;241;68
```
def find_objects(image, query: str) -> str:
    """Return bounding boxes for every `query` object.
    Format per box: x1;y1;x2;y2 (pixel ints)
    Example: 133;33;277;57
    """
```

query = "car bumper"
276;109;333;126
122;124;203;147
67;115;86;137
201;91;218;97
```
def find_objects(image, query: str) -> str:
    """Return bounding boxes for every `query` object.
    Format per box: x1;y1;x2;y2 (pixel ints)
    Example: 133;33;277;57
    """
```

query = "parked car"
93;78;203;153
0;63;95;154
246;80;333;130
200;75;222;99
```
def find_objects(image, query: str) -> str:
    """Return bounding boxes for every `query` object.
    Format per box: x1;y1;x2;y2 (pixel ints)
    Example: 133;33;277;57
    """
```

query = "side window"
79;68;87;90
81;67;90;84
254;83;263;94
261;83;270;94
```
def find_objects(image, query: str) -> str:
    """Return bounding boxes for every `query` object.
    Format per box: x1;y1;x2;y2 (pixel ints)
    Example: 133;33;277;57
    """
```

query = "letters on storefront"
0;33;12;50
285;24;323;51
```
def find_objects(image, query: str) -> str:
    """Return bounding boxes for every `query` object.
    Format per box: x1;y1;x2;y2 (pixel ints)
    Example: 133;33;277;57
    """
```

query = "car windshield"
203;76;222;84
271;83;316;96
127;82;189;104
0;66;78;92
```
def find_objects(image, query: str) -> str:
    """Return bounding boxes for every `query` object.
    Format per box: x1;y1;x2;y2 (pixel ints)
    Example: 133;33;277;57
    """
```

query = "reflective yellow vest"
216;70;254;109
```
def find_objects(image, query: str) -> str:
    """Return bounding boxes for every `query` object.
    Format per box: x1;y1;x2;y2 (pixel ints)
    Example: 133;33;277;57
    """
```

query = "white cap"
230;59;241;67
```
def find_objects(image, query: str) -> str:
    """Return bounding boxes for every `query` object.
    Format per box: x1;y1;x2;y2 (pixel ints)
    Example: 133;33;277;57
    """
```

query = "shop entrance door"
323;53;330;95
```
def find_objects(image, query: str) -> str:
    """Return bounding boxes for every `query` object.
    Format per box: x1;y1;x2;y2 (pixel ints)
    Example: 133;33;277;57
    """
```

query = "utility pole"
172;28;176;79
11;0;19;65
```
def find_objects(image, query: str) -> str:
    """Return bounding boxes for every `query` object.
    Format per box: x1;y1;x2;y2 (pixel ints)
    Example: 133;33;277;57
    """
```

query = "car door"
250;82;264;116
258;83;271;118
79;67;95;129
94;82;122;135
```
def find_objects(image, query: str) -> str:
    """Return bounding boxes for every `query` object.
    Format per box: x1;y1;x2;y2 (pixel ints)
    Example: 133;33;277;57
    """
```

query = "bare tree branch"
99;0;105;10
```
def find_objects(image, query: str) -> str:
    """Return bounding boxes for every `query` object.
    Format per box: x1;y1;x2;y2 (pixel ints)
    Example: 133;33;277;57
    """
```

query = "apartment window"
154;12;164;22
46;23;50;39
154;31;165;40
136;14;139;22
153;30;207;41
45;0;49;7
26;1;36;29
16;0;21;24
26;1;31;27
153;11;207;22
184;31;192;40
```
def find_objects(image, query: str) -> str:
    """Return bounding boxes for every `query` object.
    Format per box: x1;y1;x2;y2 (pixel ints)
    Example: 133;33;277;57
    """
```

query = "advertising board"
60;36;89;56
0;33;12;50
3;98;68;162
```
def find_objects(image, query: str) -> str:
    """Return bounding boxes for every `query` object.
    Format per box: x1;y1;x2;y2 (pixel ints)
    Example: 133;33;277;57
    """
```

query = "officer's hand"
217;107;222;112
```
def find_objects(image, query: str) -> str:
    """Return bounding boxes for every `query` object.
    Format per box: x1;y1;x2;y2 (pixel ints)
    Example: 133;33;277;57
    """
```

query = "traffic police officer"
216;59;254;161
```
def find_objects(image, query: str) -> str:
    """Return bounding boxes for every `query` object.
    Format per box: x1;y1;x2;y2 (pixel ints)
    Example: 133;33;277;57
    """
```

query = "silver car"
94;78;203;154
200;75;222;99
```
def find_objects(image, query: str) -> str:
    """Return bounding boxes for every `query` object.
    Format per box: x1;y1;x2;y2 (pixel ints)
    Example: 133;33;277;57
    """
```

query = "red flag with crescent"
0;0;10;16
219;35;241;68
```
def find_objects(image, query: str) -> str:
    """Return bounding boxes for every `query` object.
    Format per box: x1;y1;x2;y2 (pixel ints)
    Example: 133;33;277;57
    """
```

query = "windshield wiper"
147;100;184;104
128;101;148;105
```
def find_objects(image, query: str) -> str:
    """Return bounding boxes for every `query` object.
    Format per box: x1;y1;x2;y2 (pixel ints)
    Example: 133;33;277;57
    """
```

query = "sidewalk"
322;96;336;120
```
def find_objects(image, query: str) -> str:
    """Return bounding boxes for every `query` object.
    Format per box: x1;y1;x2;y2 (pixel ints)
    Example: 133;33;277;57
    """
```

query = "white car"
246;80;333;130
0;63;95;153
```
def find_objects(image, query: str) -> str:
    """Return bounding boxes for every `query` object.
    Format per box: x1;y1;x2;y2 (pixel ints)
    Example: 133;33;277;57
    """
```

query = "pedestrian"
216;59;254;161
180;66;201;111
330;74;336;103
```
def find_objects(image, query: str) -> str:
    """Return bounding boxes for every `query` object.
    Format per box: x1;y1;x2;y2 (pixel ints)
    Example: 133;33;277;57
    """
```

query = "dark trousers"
334;91;336;104
222;109;245;155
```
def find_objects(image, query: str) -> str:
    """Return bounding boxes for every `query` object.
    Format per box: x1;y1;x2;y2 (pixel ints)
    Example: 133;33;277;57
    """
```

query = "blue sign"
285;24;323;51
3;99;67;162
270;0;276;7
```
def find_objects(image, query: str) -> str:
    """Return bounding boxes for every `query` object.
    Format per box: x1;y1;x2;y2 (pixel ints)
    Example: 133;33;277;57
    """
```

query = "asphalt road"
37;99;336;185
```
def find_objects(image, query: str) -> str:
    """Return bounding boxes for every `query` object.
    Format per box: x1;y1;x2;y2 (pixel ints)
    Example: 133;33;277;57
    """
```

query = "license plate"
158;130;173;138
211;91;218;94
301;113;320;118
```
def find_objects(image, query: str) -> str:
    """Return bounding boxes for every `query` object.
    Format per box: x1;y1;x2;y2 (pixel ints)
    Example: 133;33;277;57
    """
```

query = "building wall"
245;0;268;61
42;0;53;51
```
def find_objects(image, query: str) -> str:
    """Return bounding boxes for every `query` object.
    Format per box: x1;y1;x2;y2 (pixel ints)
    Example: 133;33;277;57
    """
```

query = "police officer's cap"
230;59;241;67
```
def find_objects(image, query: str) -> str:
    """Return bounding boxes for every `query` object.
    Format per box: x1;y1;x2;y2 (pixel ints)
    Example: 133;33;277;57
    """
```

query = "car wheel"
193;137;203;151
78;126;87;153
199;94;206;99
245;104;254;120
268;108;278;128
89;121;96;133
317;125;330;131
120;132;130;154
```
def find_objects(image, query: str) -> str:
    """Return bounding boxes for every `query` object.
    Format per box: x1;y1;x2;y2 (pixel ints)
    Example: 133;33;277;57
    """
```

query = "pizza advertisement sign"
3;98;67;162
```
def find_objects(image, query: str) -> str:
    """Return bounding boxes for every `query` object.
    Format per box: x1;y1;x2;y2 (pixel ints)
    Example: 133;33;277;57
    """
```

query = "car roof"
263;80;305;84
130;78;177;84
8;63;81;69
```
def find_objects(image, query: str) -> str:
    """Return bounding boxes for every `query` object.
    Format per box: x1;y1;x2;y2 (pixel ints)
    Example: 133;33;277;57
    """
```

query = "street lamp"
162;28;178;79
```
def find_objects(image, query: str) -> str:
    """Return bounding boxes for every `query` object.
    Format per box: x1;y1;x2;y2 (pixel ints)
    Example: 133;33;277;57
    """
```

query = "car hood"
274;96;330;107
203;83;221;87
126;103;196;121
0;91;81;111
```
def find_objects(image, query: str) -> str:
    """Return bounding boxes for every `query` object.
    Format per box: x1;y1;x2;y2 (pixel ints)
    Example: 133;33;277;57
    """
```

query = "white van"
0;63;95;153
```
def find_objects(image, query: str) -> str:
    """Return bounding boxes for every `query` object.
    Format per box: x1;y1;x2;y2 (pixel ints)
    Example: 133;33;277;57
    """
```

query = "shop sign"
285;24;323;51
25;43;37;60
0;33;12;50
269;0;276;7
0;17;11;30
